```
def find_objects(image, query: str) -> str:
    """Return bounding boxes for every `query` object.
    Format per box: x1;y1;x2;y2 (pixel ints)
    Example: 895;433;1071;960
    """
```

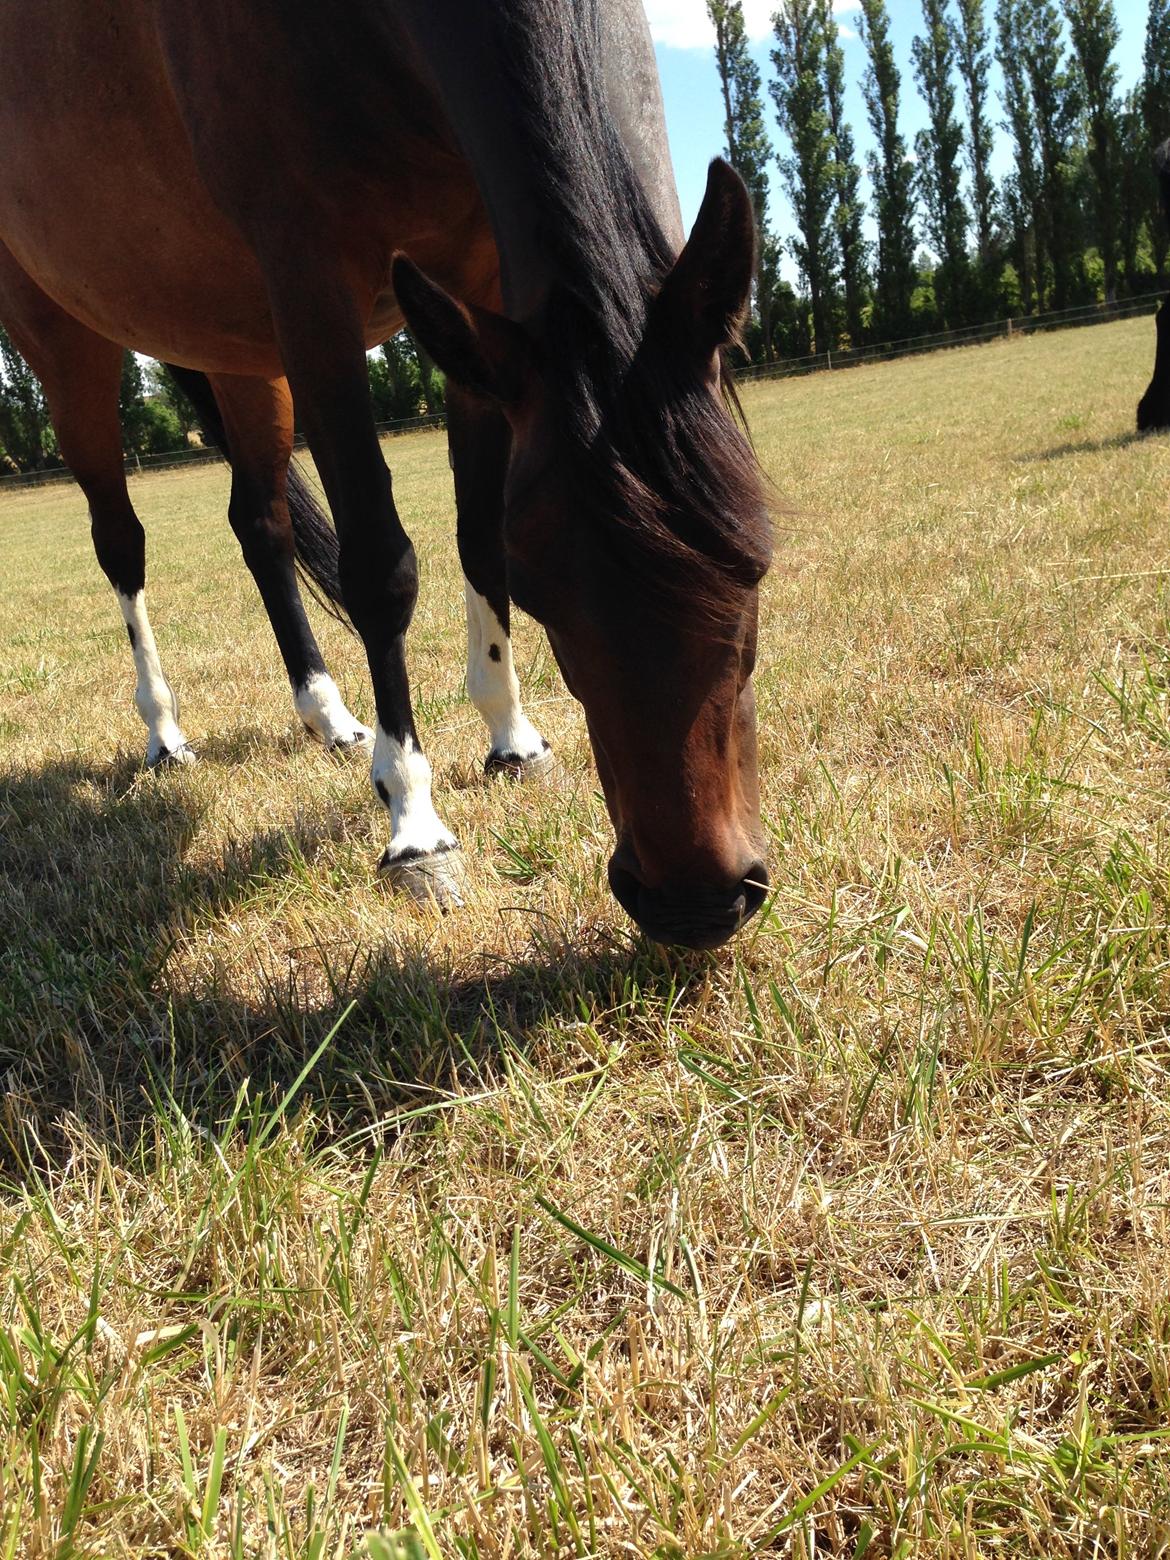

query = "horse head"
395;161;771;949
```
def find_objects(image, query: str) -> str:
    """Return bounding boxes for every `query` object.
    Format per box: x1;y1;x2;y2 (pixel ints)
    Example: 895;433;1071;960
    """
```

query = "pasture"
2;316;1169;1556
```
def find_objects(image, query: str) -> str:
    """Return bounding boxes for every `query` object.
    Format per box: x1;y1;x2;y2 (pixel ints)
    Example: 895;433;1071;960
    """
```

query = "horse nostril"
740;860;769;923
607;860;643;920
608;853;769;949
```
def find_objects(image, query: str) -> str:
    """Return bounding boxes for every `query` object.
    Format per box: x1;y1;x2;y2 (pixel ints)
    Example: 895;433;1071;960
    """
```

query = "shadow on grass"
1012;429;1146;463
0;754;686;1174
179;724;310;766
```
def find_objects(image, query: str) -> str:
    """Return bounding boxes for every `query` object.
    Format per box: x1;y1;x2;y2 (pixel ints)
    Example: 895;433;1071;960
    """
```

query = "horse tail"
161;364;353;633
283;466;353;631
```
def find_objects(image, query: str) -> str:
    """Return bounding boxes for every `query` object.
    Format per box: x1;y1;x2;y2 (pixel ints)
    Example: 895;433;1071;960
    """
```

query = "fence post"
1005;318;1012;338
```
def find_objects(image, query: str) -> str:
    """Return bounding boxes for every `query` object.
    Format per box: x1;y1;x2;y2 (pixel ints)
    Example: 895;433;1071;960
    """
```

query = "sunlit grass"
2;318;1170;1556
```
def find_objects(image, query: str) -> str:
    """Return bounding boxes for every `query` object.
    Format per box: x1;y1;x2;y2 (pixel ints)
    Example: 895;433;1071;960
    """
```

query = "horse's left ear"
392;255;532;405
649;159;755;362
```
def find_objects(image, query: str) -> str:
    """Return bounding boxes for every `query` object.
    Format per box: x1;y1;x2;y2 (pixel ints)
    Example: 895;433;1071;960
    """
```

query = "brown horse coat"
0;1;771;948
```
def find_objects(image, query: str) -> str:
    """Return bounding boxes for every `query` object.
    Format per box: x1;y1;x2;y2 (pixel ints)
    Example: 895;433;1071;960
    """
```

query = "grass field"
2;316;1170;1558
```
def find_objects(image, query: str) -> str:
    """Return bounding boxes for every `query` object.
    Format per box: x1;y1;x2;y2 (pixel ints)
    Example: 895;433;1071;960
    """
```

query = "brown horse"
0;0;772;950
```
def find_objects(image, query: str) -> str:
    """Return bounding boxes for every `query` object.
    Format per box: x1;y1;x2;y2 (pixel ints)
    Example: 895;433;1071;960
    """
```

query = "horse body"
0;0;771;948
0;1;491;370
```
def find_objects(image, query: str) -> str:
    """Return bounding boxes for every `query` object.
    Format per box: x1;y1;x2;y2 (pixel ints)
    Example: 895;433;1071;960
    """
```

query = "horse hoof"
378;844;465;910
148;743;197;770
327;725;375;758
485;741;554;781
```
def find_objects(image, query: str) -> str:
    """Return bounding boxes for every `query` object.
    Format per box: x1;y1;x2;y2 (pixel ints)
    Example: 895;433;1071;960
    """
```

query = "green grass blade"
506;1223;520;1349
966;1353;1063;1393
382;1423;444;1560
761;1442;879;1544
535;1196;685;1299
199;1426;228;1541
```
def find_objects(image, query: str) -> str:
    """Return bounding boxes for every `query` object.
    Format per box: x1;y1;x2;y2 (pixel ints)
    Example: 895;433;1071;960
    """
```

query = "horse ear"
391;255;531;405
650;160;755;362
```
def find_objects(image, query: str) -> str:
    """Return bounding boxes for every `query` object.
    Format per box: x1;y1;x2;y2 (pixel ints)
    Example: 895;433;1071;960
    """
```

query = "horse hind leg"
0;254;193;765
447;390;551;778
205;372;372;754
68;386;195;767
114;554;195;768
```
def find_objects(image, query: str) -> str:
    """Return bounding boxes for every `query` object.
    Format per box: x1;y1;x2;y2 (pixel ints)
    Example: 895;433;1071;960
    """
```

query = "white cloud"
647;0;857;50
644;6;711;50
644;1;771;49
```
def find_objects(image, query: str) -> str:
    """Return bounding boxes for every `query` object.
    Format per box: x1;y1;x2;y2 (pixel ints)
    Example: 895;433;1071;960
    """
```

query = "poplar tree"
1063;0;1121;298
1143;0;1170;278
818;0;867;345
707;0;778;357
771;0;838;351
911;0;970;325
1023;0;1080;309
0;326;51;471
996;0;1042;311
1117;90;1147;292
368;335;423;421
414;340;446;415
954;0;996;268
144;359;200;444
118;352;152;454
857;0;918;337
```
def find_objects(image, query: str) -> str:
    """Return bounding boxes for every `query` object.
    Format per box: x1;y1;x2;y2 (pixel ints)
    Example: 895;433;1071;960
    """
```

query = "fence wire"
1;292;1162;490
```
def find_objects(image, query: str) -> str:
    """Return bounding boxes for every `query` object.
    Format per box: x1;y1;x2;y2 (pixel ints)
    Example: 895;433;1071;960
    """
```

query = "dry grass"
2;318;1170;1558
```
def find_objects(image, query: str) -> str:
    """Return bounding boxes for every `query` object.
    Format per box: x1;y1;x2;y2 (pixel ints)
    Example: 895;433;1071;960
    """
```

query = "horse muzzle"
608;855;769;950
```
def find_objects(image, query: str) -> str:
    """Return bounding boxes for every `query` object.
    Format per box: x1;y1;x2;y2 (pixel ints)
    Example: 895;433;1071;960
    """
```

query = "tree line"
2;0;1165;468
0;328;445;475
710;0;1170;359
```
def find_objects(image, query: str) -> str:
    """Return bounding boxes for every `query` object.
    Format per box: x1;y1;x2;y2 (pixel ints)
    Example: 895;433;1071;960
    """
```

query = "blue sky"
647;0;1148;270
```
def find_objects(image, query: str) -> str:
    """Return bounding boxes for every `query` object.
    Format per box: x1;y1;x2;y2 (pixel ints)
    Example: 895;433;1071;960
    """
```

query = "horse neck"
398;0;676;330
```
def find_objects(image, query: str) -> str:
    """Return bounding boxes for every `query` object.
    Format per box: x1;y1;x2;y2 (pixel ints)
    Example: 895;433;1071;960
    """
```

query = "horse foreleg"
266;276;462;906
209;373;372;754
1138;296;1170;434
447;389;551;778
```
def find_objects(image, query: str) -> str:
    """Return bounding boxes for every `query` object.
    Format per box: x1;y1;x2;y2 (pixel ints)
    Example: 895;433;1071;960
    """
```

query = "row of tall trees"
709;0;1170;358
0;339;195;473
0;329;442;473
2;2;1163;461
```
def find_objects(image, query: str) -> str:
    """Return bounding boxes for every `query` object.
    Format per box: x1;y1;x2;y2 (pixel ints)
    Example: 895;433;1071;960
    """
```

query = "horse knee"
228;484;295;567
339;537;419;640
90;504;146;596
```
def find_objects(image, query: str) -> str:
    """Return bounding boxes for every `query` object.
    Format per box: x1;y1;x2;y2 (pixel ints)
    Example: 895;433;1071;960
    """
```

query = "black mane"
498;0;773;606
499;0;675;360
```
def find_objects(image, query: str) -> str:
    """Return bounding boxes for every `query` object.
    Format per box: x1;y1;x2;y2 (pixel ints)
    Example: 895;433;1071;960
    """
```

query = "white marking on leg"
294;671;374;751
464;581;548;762
115;591;193;765
371;726;457;862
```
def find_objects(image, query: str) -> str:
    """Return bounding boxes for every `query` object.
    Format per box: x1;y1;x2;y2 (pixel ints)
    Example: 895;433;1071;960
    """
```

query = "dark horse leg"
1138;142;1170;434
207;372;372;752
1138;296;1170;434
263;265;462;906
0;243;193;764
446;387;550;777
